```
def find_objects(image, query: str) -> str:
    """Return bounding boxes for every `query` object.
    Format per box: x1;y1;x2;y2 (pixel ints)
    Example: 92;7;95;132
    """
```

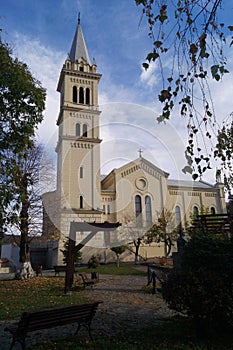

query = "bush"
162;234;233;335
88;255;101;269
60;239;82;265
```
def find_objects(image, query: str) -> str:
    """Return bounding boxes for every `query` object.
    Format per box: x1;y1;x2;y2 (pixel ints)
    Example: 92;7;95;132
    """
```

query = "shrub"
60;239;82;265
162;234;233;335
88;255;101;269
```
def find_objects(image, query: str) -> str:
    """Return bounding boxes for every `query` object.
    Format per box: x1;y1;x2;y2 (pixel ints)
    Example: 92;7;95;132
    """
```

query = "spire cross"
78;12;80;25
138;148;143;158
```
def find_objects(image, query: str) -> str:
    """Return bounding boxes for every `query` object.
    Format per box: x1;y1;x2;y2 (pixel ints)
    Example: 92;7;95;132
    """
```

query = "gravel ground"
0;270;174;349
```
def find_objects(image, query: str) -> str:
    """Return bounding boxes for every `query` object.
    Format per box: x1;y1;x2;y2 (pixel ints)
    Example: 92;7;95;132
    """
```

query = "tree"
0;40;46;277
133;237;142;264
162;234;233;336
111;246;126;267
1;144;54;277
135;1;233;186
144;209;179;257
60;238;82;265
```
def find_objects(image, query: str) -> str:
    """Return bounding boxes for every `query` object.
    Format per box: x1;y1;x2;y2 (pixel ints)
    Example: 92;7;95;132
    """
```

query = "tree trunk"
116;255;120;268
134;238;141;264
18;174;34;278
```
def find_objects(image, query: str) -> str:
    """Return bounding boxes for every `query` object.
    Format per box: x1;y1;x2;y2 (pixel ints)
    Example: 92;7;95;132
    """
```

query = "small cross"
138;148;143;158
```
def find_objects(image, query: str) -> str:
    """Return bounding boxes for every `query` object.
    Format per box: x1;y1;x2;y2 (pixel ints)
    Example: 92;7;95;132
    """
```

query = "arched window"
210;207;216;215
193;206;199;219
145;195;152;225
80;166;83;179
79;87;84;104
175;206;181;227
80;196;83;209
83;124;88;137
76;123;80;136
73;86;77;103
135;195;142;226
86;88;90;105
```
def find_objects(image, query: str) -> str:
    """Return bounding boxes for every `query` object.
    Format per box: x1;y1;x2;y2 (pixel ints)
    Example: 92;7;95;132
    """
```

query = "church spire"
69;14;92;65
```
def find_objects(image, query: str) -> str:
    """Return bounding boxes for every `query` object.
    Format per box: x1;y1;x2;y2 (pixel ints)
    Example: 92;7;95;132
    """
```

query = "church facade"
42;19;226;266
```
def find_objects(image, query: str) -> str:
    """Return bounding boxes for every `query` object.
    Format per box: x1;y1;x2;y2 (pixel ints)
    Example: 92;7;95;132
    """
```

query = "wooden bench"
4;301;103;349
79;272;99;288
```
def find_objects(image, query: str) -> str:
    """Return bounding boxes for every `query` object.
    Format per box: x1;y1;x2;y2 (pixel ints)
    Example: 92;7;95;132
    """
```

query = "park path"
0;270;174;349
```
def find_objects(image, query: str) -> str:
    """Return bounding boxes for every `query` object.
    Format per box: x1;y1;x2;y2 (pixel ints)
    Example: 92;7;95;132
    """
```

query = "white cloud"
12;33;64;151
139;61;158;88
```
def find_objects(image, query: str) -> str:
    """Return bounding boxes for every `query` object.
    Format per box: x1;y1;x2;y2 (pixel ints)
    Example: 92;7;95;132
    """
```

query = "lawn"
0;264;145;320
1;264;233;350
28;316;233;350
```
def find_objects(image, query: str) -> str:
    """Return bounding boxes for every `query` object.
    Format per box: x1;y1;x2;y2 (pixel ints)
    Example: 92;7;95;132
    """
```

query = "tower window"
79;66;84;71
80;166;83;178
107;205;110;214
76;123;80;137
103;204;106;214
73;86;77;103
79;87;84;104
86;88;90;105
80;196;83;209
83;124;88;137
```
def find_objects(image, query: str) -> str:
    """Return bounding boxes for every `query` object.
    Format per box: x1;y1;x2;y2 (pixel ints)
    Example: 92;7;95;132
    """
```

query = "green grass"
0;277;88;320
2;264;233;350
0;264;145;320
28;316;233;350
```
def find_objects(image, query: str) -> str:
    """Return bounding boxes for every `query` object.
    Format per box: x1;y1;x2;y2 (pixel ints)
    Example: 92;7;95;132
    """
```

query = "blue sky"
1;0;233;183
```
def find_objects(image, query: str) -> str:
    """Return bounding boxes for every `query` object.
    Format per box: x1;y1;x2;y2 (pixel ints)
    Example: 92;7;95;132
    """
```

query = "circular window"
135;178;148;191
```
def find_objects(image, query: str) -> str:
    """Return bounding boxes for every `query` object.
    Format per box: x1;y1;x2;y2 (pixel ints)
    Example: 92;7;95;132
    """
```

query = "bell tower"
56;16;102;215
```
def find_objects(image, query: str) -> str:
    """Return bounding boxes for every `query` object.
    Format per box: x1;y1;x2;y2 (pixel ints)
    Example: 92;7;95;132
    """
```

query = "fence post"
152;271;157;294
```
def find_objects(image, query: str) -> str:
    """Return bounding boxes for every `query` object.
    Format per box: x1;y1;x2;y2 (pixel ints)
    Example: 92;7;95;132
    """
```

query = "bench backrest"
17;301;102;334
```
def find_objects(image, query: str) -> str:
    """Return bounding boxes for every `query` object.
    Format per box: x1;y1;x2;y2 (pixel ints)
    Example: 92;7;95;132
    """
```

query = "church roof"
168;179;214;189
69;17;92;65
114;157;169;178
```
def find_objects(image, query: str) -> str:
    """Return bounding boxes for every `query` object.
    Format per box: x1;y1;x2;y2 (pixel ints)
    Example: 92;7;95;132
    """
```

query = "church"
42;18;227;266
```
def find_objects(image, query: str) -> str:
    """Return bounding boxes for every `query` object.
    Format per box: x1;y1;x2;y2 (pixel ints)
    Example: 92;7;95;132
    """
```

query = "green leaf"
142;62;149;70
192;173;199;180
182;166;193;174
154;40;162;48
195;157;201;164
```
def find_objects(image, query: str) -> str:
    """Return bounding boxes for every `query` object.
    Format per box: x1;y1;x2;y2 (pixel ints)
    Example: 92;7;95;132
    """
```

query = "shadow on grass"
28;316;233;350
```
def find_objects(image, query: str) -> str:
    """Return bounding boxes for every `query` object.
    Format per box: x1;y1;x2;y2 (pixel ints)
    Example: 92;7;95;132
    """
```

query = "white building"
42;18;226;265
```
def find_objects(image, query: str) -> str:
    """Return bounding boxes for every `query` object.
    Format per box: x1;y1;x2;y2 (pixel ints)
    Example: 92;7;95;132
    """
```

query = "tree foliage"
144;209;179;257
1;144;53;263
214;118;233;192
162;234;233;335
60;238;82;265
0;40;46;267
136;0;233;186
0;41;46;154
111;245;127;267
